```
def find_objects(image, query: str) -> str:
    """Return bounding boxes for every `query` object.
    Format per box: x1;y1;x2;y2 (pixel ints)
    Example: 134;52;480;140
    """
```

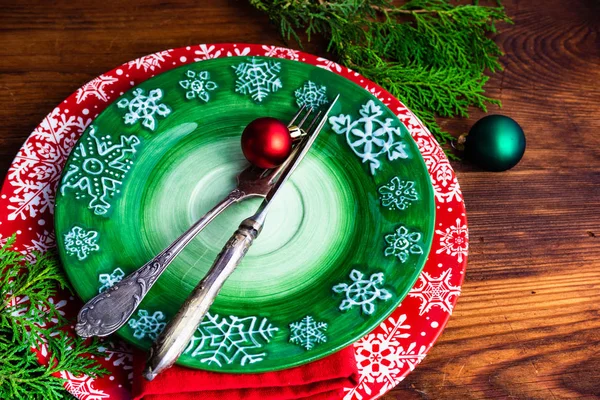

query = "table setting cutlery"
74;96;340;380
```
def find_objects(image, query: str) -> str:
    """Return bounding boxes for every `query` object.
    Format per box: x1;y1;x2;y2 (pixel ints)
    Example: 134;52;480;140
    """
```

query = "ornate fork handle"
143;216;263;380
75;189;245;338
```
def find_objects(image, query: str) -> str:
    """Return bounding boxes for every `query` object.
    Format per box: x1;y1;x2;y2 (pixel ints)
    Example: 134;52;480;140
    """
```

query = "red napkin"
132;347;359;400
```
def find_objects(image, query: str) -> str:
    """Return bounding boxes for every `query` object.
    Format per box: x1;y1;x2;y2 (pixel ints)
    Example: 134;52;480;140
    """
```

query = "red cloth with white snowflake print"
131;347;358;400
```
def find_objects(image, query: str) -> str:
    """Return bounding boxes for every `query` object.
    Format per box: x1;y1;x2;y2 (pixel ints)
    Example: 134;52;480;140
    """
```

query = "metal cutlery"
75;105;314;339
143;95;340;380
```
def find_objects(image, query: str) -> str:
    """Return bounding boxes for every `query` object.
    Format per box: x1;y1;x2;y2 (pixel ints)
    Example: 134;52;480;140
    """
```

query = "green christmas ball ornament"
459;115;526;172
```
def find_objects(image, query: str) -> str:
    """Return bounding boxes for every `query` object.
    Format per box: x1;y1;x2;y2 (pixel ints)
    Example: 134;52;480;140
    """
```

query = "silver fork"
75;106;317;339
143;96;338;379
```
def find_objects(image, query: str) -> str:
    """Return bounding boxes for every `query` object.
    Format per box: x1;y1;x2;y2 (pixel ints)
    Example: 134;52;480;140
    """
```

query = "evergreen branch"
0;235;107;399
249;0;511;157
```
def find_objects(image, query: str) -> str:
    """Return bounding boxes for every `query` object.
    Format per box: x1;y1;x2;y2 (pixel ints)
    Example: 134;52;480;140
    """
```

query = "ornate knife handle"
143;217;263;380
75;190;243;338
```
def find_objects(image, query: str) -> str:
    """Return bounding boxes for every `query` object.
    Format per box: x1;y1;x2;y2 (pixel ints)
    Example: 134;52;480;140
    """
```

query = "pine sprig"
249;0;511;158
0;235;107;399
0;240;68;346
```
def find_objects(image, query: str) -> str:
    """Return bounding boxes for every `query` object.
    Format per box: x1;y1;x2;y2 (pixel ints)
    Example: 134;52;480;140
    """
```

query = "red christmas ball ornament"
241;117;292;169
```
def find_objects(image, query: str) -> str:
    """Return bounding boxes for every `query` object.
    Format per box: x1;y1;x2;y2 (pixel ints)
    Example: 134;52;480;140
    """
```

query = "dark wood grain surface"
1;1;599;399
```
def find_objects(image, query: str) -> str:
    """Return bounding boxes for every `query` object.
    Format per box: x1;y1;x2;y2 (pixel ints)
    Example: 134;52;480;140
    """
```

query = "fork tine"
287;105;306;127
264;107;313;183
304;110;322;135
263;94;340;201
309;95;339;136
267;109;320;183
264;98;335;184
295;107;314;129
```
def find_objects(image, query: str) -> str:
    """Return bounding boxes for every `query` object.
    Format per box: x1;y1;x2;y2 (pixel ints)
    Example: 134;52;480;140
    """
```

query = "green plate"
55;56;435;373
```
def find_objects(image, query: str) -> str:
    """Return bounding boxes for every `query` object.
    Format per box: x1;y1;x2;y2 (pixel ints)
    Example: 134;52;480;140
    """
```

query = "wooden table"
1;1;598;399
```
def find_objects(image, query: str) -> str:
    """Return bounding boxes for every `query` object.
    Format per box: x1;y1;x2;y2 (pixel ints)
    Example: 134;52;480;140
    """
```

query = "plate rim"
0;42;468;400
53;54;437;372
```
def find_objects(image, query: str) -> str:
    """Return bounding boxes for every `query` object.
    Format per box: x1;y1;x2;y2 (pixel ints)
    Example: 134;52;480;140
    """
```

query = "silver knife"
143;94;340;380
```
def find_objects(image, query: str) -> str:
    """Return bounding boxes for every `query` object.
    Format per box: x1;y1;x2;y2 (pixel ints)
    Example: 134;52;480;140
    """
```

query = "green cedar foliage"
0;235;106;399
250;0;511;158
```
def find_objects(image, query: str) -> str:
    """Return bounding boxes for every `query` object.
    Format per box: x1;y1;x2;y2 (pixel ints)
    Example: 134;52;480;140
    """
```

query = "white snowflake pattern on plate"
261;45;299;60
384;225;423;263
179;70;218;102
7;108;91;221
412;135;463;203
60;371;109;400
345;314;426;400
316;57;343;72
60;126;140;216
194;44;222;61
98;267;125;293
232;57;282;102
226;47;251;57
128;309;166;340
76;75;119;104
194;44;221;61
436;217;468;263
23;230;56;262
333;269;393;315
329;100;409;175
63;226;99;261
184;312;278;367
378;176;419;211
289;316;328;350
127;50;173;72
294;81;328;108
363;85;390;105
408;269;461;315
117;88;171;131
432;164;462;203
